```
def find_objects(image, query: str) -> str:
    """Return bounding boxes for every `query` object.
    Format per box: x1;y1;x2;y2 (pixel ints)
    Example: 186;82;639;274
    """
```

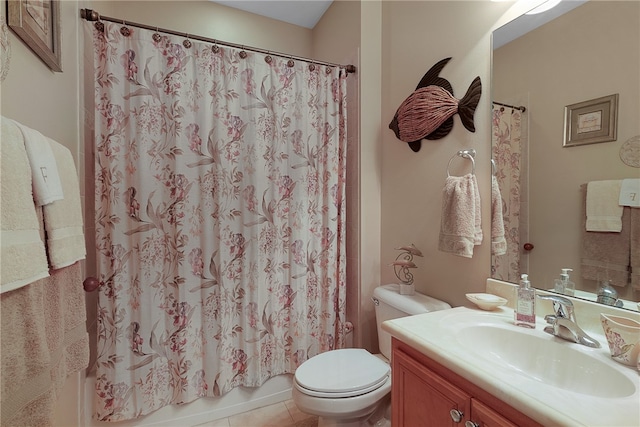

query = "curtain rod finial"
80;8;100;22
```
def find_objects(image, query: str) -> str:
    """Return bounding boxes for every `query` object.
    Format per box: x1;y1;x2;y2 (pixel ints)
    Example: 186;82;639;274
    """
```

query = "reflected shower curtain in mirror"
90;22;348;421
491;105;524;282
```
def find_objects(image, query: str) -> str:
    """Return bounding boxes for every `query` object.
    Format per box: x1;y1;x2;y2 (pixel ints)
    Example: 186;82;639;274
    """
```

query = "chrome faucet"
538;294;600;348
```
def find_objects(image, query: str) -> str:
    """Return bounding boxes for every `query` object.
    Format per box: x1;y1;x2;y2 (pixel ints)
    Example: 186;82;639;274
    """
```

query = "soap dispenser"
515;274;536;328
553;268;575;296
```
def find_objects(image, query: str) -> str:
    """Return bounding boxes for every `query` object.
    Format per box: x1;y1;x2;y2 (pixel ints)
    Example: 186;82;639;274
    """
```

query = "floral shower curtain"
90;22;348;421
491;105;524;282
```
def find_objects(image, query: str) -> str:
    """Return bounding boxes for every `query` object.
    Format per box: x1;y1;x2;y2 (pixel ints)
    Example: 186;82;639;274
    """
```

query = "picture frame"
563;93;618;147
6;0;62;72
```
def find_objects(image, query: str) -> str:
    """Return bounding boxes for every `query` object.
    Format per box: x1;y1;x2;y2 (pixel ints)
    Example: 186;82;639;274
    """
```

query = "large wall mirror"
491;0;640;311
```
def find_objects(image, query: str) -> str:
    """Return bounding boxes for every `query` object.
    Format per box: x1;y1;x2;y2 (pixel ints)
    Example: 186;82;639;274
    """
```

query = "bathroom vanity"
382;297;640;427
392;338;540;426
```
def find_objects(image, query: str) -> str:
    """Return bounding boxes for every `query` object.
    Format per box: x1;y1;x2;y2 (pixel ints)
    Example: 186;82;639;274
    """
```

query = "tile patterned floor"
195;400;318;427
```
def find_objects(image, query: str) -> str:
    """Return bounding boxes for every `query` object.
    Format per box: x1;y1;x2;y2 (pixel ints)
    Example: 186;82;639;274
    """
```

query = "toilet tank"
373;284;451;359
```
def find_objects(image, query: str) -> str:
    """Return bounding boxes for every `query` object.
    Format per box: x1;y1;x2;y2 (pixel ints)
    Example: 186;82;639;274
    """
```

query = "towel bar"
447;149;476;176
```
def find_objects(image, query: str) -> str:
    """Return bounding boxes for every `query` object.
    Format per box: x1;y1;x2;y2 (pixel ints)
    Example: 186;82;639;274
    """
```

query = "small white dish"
465;293;507;311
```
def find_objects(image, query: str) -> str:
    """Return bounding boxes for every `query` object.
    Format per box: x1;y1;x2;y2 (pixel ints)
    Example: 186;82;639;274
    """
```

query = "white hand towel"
12;120;64;206
439;174;481;258
0;117;50;294
619;178;640;207
43;139;86;269
586;180;623;232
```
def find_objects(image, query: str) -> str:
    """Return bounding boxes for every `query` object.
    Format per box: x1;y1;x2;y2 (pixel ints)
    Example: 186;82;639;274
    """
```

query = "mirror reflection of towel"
491;175;507;256
586;180;623;232
581;184;630;288
619;179;640;207
631;208;640;290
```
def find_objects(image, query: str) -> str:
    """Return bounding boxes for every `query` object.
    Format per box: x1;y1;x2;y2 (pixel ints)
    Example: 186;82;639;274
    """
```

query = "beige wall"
380;1;520;309
93;0;314;57
494;1;640;299
314;0;372;349
354;0;382;353
0;0;80;152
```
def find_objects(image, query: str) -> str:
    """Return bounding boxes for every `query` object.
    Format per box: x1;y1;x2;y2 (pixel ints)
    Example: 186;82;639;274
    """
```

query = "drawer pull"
450;409;464;423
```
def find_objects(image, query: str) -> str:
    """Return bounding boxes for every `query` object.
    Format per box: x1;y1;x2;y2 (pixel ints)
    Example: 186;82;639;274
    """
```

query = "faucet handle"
538;294;574;320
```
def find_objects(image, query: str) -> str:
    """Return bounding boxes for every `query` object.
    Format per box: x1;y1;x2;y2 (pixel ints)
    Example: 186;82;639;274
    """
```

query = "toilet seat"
294;348;390;398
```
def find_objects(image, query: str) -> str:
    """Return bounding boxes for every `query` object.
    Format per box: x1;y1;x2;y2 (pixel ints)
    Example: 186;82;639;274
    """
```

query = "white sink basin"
456;324;636;398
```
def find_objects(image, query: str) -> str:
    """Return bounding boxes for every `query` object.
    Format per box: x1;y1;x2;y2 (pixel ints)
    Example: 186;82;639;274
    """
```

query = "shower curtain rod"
492;101;526;112
80;9;357;74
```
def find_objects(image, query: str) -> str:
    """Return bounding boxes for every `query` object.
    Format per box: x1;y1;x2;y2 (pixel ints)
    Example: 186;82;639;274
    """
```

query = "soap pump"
554;268;575;296
515;274;536;328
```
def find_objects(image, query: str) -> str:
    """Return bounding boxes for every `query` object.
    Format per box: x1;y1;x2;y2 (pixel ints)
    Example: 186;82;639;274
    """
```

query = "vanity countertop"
382;306;640;427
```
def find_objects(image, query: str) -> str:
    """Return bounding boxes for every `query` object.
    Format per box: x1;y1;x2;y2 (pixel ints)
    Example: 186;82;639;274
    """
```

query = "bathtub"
83;372;293;426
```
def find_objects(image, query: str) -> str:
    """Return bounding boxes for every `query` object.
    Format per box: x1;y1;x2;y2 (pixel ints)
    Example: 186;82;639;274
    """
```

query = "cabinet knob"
450;409;464;423
465;422;480;427
523;242;534;251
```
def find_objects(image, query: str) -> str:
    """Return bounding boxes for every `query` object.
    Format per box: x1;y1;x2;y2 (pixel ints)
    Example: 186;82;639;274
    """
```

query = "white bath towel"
43;139;86;269
586;180;623;232
0;117;50;294
491;175;507;256
439;173;482;258
12;120;64;206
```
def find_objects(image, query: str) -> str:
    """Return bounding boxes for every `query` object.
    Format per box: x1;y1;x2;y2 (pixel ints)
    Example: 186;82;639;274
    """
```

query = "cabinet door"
392;349;471;427
470;399;518;427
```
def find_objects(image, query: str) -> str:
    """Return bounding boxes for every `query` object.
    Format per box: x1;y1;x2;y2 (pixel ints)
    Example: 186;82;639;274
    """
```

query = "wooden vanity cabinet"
391;338;542;427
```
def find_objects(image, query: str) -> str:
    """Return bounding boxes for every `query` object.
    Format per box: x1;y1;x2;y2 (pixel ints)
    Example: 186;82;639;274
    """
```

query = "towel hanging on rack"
491;175;507;256
10;119;64;206
0;117;50;294
438;173;482;258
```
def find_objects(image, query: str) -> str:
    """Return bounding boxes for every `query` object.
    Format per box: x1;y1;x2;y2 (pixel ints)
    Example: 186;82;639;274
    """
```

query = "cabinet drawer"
392;347;470;426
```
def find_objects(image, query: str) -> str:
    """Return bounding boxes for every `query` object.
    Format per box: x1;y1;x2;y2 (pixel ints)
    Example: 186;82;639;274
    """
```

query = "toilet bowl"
292;284;451;427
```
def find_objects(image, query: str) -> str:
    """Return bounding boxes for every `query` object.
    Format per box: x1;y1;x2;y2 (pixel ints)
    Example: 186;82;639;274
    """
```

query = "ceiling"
211;1;333;29
493;0;587;49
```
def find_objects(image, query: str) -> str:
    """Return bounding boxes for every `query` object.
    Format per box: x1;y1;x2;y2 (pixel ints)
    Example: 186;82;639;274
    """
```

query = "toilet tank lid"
373;284;451;315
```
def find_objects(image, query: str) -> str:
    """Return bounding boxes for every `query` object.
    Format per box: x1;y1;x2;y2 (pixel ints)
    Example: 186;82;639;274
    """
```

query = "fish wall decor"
389;57;482;152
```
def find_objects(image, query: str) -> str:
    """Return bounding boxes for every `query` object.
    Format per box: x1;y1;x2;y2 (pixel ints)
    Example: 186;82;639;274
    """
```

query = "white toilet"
292;283;451;427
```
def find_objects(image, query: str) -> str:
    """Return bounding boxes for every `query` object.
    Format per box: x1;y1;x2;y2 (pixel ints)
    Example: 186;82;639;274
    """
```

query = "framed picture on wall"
7;0;62;72
563;93;618;147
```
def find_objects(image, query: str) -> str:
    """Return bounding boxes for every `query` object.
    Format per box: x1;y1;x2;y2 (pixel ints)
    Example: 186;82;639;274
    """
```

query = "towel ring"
447;149;476;177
